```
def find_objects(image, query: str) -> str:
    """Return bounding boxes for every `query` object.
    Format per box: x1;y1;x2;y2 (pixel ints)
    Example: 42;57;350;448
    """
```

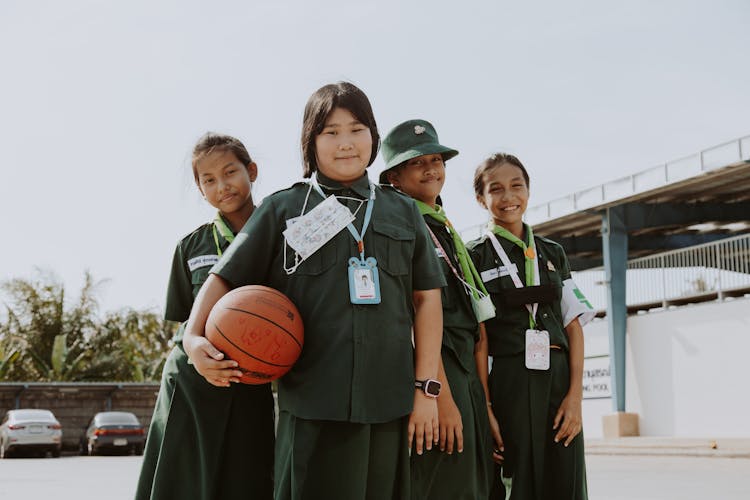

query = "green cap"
379;119;458;184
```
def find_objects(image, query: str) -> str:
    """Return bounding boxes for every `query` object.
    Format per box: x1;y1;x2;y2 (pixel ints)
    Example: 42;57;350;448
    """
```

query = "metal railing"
573;233;750;312
524;134;750;226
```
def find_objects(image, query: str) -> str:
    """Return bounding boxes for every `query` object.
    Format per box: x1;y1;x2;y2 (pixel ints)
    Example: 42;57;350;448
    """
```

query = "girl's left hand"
553;392;583;446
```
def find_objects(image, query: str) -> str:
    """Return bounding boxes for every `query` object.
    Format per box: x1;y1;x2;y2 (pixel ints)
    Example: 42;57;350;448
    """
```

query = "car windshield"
13;410;56;422
96;412;140;425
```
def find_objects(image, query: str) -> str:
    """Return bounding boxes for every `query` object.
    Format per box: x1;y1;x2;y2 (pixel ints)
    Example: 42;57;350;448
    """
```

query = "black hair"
301;82;380;178
473;153;530;196
192;132;253;183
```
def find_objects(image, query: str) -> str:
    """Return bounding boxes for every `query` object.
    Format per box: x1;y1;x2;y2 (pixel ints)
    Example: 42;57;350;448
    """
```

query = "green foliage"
0;271;176;382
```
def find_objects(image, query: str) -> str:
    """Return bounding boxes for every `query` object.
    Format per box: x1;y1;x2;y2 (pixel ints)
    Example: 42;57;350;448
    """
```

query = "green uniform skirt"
274;411;410;500
489;350;588;500
410;349;493;499
135;343;275;500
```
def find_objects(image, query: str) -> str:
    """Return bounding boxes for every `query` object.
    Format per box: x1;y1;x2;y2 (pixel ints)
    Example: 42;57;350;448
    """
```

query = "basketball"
205;285;304;384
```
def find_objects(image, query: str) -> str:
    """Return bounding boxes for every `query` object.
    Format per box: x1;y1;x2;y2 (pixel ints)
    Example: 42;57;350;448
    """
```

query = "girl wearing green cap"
381;119;494;500
136;133;274;500
181;83;446;499
467;153;593;500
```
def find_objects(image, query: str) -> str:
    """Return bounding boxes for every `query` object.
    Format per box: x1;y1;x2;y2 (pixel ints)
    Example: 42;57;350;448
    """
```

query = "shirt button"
542;313;548;318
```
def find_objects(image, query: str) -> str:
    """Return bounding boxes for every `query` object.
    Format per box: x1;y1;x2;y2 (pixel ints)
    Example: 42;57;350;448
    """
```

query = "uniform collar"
315;171;371;199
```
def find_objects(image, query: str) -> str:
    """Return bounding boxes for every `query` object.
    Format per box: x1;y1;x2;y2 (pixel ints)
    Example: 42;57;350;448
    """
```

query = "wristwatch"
415;379;442;398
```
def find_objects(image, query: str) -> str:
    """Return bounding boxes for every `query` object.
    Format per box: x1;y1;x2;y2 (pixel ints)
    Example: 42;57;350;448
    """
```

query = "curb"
585;438;750;458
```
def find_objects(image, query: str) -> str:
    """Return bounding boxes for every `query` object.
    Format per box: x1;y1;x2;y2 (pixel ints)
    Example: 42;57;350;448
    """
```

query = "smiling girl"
181;83;445;500
466;153;593;500
380;119;493;499
136;133;274;500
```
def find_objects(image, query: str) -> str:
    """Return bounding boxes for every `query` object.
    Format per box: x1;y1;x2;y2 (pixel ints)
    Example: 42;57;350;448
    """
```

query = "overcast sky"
1;0;748;315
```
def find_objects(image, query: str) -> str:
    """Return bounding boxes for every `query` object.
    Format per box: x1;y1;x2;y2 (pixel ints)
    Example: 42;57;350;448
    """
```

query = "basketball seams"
209;321;295;368
224;307;303;349
229;286;293;307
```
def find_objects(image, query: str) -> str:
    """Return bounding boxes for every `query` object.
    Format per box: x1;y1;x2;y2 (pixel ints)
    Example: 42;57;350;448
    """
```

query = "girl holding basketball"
182;82;446;499
136;133;274;500
379;119;494;499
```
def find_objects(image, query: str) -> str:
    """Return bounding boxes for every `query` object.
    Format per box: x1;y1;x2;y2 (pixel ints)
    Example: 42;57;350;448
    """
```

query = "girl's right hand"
488;407;504;464
183;334;243;387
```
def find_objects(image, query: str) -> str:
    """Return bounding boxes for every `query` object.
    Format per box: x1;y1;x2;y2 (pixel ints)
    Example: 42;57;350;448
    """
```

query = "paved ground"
0;452;748;499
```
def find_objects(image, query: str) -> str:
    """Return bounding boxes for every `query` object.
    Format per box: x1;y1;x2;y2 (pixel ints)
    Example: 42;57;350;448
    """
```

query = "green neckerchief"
212;213;235;256
490;222;537;328
415;200;489;300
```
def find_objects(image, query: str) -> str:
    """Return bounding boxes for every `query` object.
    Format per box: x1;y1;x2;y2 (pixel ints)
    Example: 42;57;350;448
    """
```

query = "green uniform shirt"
424;216;479;372
467;232;571;356
212;172;446;424
165;217;234;323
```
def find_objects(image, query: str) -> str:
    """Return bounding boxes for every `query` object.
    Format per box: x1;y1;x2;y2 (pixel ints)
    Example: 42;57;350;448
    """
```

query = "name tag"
525;329;550;370
480;263;519;283
187;254;219;271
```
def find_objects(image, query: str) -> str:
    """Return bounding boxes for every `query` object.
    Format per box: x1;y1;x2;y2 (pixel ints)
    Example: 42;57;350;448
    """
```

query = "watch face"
424;379;441;397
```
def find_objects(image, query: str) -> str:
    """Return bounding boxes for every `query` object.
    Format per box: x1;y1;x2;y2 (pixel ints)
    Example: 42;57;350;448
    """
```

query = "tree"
0;271;175;382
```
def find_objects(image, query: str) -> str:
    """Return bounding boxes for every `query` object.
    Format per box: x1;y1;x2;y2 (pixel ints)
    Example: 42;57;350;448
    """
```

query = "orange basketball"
205;285;304;384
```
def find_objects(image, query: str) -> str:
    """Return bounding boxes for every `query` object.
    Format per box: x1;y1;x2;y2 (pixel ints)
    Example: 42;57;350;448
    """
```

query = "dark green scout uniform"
467;227;588;500
212;172;446;500
135;216;274;500
410;216;493;500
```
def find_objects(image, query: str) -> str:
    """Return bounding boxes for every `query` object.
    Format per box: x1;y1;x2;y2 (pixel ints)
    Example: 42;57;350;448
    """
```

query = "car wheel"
134;443;144;456
52;447;61;458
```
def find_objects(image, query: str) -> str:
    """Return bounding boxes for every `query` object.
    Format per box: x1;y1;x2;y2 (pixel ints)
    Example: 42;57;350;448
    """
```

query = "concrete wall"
582;296;750;438
0;383;159;450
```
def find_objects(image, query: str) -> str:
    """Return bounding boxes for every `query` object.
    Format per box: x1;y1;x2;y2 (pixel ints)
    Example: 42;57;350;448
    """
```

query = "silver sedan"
0;409;62;458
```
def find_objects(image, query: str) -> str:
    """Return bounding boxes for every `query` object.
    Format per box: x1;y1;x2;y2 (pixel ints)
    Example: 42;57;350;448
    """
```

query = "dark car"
0;409;62;458
80;411;146;456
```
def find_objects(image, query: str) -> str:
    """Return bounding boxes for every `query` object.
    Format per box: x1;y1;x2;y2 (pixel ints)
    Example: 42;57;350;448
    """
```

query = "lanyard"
212;213;235;256
486;230;540;328
425;226;475;298
310;176;375;262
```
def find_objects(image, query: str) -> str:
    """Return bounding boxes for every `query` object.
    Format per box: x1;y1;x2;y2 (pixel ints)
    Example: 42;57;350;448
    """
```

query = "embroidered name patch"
480;263;519;283
187;254;219;271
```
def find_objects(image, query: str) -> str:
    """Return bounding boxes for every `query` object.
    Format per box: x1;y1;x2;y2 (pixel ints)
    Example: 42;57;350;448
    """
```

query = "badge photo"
348;257;381;304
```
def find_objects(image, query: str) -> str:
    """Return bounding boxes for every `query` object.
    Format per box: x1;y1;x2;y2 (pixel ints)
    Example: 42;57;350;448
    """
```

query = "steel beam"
602;206;628;412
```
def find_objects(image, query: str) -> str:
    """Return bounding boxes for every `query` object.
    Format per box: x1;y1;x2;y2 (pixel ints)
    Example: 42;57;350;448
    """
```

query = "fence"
573;233;750;312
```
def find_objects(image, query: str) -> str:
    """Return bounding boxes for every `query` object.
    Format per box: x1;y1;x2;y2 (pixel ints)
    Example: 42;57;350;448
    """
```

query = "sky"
1;0;748;315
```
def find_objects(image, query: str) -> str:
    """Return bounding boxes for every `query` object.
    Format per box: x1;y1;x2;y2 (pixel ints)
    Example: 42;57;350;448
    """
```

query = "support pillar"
601;206;638;436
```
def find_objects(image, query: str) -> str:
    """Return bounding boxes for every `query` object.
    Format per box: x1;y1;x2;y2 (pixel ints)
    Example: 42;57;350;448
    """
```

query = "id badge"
283;195;354;259
348;257;381;304
525;329;550;370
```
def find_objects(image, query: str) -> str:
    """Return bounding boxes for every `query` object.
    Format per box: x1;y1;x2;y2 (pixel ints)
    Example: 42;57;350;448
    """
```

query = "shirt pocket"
371;220;415;276
190;267;211;298
481;273;505;320
293;240;337;276
539;255;563;300
438;258;456;309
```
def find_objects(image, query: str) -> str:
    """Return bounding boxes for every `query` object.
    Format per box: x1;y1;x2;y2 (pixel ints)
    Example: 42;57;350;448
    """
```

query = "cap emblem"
414;125;426;135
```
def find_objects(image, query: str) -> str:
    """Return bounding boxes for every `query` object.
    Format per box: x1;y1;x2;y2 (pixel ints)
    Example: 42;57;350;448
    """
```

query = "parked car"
80;411;146;456
0;409;62;458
